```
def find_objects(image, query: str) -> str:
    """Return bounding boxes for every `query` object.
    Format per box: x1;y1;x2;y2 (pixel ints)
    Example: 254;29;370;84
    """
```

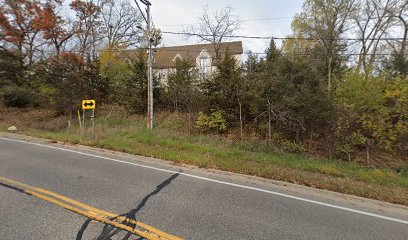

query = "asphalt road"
1;134;408;240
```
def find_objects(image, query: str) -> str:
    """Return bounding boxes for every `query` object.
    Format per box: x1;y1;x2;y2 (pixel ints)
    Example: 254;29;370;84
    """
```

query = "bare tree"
186;5;240;59
292;0;356;93
70;0;103;60
100;0;144;48
352;0;398;75
386;1;408;77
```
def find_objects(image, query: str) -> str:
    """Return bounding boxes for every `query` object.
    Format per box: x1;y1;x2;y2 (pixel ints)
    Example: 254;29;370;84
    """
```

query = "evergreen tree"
166;59;200;112
203;52;243;126
118;51;148;113
0;49;24;87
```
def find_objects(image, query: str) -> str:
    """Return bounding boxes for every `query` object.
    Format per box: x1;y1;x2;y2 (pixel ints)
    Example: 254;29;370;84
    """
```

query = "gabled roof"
152;41;243;69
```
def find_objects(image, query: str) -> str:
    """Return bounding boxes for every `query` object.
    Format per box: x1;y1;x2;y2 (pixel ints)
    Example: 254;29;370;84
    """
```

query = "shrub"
37;53;109;115
335;73;408;159
281;139;305;153
196;109;227;133
2;88;37;108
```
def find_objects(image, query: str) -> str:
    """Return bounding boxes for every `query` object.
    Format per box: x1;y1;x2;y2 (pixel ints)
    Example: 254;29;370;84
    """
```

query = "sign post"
91;108;95;138
82;109;85;135
81;100;96;137
78;110;82;135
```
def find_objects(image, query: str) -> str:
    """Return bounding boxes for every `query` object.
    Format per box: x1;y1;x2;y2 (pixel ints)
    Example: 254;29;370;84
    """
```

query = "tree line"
0;0;407;162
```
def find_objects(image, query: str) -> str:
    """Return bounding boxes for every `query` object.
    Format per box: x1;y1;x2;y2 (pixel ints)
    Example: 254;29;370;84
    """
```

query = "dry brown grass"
1;106;407;205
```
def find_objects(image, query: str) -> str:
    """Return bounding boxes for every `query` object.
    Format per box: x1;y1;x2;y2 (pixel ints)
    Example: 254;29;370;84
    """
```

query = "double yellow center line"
0;176;182;240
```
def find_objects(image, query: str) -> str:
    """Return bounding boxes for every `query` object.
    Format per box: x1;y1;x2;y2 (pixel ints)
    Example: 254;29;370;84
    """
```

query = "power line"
152;49;395;56
162;31;405;42
156;15;400;27
36;48;399;57
242;17;293;21
159;17;293;27
134;0;148;24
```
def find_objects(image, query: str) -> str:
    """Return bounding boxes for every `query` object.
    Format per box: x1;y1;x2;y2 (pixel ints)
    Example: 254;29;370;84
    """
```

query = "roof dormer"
198;49;210;59
172;53;183;62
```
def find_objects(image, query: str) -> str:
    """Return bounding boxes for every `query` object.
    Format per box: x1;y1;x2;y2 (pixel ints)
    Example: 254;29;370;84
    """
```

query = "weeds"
1;109;407;205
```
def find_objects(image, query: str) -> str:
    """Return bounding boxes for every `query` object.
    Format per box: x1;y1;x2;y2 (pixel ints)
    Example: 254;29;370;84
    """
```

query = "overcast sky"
149;0;304;55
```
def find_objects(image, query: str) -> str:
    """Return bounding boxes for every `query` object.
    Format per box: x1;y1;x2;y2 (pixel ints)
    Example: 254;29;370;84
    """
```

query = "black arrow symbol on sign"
84;101;94;107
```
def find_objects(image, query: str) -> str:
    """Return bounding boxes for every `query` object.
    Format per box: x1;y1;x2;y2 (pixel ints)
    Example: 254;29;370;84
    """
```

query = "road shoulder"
1;131;407;222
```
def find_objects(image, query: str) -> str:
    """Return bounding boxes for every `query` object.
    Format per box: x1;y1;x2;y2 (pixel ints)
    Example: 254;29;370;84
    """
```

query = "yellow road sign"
82;100;96;110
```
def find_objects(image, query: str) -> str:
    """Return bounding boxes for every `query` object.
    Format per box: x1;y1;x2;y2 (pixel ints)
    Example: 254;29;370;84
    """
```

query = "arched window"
199;52;210;78
173;54;183;62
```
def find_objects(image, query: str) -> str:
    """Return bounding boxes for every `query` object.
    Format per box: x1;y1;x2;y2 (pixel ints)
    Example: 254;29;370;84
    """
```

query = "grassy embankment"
0;106;407;205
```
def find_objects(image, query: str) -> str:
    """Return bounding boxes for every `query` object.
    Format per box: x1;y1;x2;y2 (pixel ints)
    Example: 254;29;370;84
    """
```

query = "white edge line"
1;136;408;225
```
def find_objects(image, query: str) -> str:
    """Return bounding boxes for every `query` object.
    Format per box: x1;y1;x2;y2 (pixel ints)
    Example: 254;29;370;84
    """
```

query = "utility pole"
135;0;154;129
146;2;154;129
